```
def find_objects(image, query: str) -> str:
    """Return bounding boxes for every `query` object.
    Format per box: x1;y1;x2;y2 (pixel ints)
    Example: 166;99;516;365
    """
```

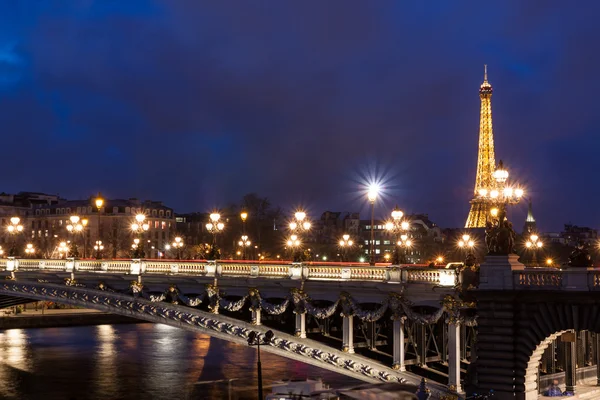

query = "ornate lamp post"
94;240;104;259
396;234;413;264
131;214;149;258
289;211;311;262
247;330;274;400
206;213;225;260
0;246;3;257
385;206;410;264
66;216;86;258
367;185;379;265
458;234;476;266
286;234;301;260
6;217;23;257
172;236;184;259
525;234;543;267
238;235;251;260
24;243;35;258
95;194;104;246
476;161;524;254
338;234;354;261
58;241;69;259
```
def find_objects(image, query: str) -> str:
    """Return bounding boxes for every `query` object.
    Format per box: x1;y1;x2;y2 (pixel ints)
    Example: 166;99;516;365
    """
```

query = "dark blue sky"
1;1;599;231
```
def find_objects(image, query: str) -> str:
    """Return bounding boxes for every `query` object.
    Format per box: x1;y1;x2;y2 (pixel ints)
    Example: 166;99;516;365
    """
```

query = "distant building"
175;212;209;247
358;214;439;263
23;196;174;258
560;224;598;247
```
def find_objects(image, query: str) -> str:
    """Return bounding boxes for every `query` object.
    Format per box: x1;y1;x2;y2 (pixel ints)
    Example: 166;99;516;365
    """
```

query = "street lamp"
525;234;543;267
289;211;311;262
24;243;35;258
385;206;410;265
172;236;184;259
238;235;251;260
458;234;476;266
0;246;3;257
338;234;354;261
131;214;150;258
247;330;274;400
6;217;23;257
396;234;413;264
367;184;379;265
94;240;104;259
58;241;69;259
66;216;85;258
475;160;524;224
206;213;225;260
286;234;301;259
95;193;104;249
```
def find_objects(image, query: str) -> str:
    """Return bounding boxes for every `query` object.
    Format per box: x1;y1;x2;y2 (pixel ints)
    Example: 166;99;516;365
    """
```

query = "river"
0;323;361;400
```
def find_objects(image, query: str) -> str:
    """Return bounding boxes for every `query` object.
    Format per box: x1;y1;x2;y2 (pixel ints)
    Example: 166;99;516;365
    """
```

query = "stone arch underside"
0;281;450;397
476;293;600;400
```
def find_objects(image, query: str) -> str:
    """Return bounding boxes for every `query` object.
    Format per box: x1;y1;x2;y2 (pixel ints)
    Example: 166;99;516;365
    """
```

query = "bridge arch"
0;280;442;392
476;292;600;400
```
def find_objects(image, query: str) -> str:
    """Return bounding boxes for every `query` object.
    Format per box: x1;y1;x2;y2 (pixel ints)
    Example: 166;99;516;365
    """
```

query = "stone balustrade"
0;258;460;286
515;268;600;291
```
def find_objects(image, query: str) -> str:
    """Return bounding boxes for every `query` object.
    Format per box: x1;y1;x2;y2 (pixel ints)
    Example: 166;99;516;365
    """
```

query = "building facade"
23;197;174;259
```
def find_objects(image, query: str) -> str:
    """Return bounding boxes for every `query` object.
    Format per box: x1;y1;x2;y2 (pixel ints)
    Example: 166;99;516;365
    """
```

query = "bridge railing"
515;268;600;291
0;258;460;286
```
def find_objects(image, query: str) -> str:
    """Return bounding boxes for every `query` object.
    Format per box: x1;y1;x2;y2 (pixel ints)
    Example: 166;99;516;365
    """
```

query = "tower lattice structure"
465;66;497;228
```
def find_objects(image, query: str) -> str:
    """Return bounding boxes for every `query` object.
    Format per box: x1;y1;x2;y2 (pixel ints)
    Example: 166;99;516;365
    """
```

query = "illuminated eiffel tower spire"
465;65;497;228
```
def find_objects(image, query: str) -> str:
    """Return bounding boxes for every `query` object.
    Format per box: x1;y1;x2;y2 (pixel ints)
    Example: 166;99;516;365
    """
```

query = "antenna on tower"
484;64;488;82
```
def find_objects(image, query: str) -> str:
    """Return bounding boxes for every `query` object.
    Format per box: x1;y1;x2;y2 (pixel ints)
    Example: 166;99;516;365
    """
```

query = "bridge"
1;256;600;399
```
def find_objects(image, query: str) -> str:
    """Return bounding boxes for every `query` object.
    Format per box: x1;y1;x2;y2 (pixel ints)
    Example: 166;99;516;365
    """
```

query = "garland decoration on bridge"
248;288;290;315
341;291;390;322
219;295;248;312
290;288;341;319
400;301;445;325
177;292;204;307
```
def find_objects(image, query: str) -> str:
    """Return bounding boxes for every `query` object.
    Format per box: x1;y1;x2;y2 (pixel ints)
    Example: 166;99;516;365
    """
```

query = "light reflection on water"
0;324;360;399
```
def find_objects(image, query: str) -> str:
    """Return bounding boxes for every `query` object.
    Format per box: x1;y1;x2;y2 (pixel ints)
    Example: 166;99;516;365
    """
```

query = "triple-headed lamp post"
7;217;23;257
66;216;87;258
131;214;149;258
525;234;543;267
385;206;411;264
458;234;476;266
288;211;311;262
475;160;524;224
338;234;353;262
94;241;104;259
239;235;251;259
206;213;225;260
172;236;184;259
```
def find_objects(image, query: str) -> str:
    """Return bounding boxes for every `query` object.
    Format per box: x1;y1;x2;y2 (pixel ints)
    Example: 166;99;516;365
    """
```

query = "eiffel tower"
465;66;497;228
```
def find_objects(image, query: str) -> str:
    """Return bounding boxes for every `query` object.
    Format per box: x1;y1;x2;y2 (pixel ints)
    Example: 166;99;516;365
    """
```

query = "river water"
0;323;360;400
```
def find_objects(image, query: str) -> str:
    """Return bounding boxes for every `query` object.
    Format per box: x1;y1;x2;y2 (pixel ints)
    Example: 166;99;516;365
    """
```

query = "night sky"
1;1;599;231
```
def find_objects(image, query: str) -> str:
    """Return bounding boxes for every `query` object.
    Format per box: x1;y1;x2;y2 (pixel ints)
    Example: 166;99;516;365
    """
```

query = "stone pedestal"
479;254;525;290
